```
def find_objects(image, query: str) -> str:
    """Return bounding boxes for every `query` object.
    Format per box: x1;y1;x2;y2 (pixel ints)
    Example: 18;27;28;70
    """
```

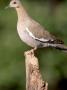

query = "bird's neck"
16;6;28;21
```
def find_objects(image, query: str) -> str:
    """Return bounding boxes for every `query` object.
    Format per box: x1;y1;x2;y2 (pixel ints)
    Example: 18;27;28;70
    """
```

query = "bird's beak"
5;5;10;9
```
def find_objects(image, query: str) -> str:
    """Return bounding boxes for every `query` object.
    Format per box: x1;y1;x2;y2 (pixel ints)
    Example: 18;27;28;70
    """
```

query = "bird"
8;0;67;51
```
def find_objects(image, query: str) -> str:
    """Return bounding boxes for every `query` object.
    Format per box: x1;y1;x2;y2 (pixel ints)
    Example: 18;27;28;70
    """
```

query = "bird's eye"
13;2;16;4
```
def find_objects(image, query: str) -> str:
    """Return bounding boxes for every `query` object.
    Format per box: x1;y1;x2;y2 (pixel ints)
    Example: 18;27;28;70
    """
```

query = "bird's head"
9;0;21;8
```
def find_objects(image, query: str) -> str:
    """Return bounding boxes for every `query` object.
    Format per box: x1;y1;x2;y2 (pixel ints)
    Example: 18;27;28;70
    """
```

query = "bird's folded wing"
25;19;56;43
26;27;53;43
25;19;64;44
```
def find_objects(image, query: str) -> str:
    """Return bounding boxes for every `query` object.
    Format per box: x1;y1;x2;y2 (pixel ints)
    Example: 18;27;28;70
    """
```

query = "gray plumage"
9;0;67;51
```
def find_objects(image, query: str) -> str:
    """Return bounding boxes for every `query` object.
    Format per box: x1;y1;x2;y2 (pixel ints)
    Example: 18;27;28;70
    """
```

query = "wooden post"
24;49;48;90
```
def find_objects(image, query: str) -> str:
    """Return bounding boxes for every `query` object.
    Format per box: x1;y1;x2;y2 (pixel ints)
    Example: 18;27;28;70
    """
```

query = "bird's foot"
33;47;37;51
24;47;37;57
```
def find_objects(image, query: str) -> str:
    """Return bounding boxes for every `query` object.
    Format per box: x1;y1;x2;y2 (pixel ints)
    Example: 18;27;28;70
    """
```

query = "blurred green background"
0;0;67;90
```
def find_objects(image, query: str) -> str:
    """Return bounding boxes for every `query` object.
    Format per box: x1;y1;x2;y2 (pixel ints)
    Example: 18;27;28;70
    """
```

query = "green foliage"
0;0;10;8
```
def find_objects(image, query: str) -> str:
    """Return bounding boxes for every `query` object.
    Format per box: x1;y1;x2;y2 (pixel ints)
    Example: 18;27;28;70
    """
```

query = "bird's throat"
16;6;28;21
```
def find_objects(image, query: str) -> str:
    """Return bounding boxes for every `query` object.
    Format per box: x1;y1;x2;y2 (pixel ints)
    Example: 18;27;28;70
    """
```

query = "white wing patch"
26;27;35;39
26;27;49;42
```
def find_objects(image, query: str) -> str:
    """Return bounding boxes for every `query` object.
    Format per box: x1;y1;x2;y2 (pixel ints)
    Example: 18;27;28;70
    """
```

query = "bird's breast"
17;22;40;47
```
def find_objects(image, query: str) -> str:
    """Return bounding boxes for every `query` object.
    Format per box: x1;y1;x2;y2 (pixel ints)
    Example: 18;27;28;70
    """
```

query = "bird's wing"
26;19;64;44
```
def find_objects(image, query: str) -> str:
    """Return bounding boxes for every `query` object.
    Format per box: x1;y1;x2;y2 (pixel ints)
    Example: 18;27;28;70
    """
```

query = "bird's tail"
49;44;67;52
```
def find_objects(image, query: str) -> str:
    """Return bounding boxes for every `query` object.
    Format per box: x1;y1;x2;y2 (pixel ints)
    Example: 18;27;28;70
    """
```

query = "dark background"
0;0;67;90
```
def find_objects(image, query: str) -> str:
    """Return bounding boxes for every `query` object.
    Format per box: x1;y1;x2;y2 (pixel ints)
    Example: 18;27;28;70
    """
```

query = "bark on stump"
24;49;48;90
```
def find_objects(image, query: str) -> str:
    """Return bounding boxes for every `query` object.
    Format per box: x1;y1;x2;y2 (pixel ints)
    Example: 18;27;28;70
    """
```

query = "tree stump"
24;49;48;90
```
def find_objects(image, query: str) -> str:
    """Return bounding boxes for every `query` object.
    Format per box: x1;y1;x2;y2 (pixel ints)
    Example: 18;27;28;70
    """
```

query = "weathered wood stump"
24;49;48;90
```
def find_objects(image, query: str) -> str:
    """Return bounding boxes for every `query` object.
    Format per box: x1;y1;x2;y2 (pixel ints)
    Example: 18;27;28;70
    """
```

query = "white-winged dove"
8;0;67;51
